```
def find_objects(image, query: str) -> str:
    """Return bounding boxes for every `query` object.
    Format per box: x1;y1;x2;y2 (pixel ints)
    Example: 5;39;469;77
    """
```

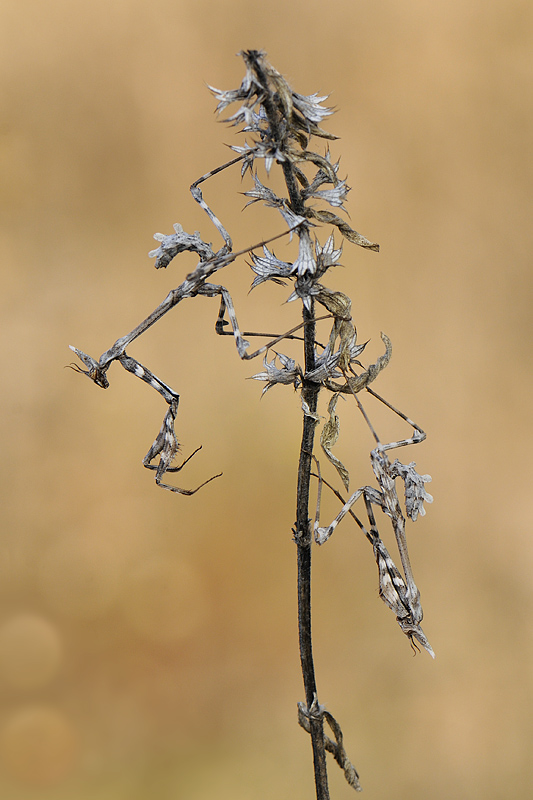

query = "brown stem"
295;300;330;800
248;50;330;799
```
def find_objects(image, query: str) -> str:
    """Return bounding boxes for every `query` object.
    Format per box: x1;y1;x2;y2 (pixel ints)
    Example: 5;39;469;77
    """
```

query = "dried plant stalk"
70;50;433;798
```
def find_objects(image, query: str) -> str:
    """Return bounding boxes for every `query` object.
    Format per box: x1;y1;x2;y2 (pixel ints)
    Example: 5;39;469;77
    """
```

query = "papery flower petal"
250;247;292;272
208;85;247;113
286;275;322;310
291;231;316;277
292;92;334;124
305;344;341;382
308;180;350;209
249;246;293;289
279;207;307;231
242;174;281;205
315;234;343;273
251;352;301;395
304;153;341;195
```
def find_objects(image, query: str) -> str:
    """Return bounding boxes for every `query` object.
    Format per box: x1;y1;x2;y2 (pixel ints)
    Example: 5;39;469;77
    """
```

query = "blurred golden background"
1;0;532;797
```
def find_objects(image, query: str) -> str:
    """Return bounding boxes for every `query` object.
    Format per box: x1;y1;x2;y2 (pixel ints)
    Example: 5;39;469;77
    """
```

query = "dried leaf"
301;398;321;422
290;150;338;184
320;394;350;490
317;287;352;318
298;702;362;792
307;209;379;251
325;333;392;394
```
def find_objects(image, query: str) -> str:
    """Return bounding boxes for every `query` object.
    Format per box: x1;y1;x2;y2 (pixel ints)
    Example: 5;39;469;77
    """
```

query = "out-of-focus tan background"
1;0;532;798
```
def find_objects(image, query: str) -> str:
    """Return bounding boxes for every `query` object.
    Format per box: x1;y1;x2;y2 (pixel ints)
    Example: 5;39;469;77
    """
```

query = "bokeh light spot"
0;705;78;786
0;614;62;690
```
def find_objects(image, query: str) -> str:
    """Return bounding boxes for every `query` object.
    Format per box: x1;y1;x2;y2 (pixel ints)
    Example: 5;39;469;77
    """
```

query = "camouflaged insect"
69;50;434;797
70;49;432;656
